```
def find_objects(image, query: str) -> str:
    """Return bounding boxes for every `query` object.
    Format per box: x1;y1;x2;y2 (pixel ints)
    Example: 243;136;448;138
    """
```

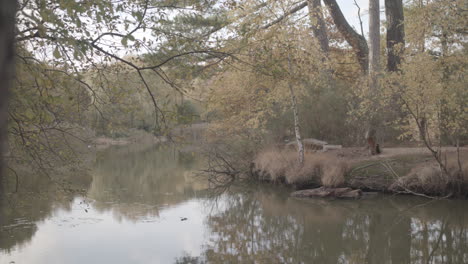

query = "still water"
1;144;467;264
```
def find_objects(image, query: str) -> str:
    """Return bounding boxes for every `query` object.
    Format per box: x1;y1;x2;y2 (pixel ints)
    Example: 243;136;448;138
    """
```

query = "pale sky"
338;0;372;35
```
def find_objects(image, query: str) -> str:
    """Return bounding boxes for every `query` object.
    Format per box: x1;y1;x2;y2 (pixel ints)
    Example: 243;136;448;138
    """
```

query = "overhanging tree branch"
323;0;369;72
261;1;308;29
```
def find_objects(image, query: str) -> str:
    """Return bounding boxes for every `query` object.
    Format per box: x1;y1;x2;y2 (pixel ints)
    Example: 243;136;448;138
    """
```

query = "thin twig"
353;0;365;38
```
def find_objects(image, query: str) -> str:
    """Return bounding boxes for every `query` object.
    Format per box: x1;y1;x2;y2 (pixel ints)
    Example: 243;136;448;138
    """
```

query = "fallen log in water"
291;187;362;199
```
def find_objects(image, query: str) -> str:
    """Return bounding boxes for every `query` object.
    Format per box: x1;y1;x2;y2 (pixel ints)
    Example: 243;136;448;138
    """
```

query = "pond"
1;144;467;264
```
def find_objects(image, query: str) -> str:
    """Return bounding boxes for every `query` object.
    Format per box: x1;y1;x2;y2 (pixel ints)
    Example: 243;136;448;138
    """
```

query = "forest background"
0;0;466;196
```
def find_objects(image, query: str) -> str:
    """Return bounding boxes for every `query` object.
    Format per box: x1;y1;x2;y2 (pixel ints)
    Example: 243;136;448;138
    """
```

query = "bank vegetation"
0;0;466;199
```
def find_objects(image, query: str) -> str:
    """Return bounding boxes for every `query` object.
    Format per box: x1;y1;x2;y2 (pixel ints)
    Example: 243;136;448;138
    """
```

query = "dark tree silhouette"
385;0;405;71
0;0;17;188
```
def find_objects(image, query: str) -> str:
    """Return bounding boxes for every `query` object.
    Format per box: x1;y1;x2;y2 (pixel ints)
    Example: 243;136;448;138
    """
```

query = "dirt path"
331;146;467;163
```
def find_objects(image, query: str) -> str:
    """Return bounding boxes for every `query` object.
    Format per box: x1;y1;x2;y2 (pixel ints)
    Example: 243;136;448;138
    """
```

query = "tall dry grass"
390;151;468;196
253;148;349;187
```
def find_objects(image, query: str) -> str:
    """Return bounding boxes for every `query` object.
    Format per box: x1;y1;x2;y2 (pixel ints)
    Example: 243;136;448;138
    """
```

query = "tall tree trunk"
385;0;405;72
418;0;425;52
366;0;381;155
288;55;304;165
369;0;381;76
307;0;329;55
0;0;17;190
322;0;368;73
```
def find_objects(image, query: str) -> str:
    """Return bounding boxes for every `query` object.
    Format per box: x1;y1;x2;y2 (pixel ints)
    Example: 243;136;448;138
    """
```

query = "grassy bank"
251;147;468;198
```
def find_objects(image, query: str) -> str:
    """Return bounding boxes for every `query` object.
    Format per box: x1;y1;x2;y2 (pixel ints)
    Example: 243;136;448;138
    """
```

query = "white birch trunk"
288;55;304;165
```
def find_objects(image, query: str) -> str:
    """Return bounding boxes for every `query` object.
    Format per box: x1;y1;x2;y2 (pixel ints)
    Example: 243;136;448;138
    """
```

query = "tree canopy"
0;0;466;179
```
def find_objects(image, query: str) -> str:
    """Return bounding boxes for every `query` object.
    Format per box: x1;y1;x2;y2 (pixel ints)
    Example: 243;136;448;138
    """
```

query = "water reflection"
88;144;207;221
0;144;207;262
0;173;82;254
0;145;467;264
202;188;468;264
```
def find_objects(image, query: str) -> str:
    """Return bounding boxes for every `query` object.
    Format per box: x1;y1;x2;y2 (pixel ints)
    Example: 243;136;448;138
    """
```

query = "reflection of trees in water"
88;144;208;221
203;189;344;263
0;144;208;252
409;203;468;264
203;188;468;264
2;144;467;264
0;182;78;253
0;196;40;253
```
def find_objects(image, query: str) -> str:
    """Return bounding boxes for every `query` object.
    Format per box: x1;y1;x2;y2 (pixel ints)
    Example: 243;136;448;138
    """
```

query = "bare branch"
261;2;308;29
353;0;365;39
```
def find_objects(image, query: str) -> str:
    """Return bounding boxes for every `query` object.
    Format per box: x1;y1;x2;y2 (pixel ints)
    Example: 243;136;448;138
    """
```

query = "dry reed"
253;148;349;187
390;151;468;196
